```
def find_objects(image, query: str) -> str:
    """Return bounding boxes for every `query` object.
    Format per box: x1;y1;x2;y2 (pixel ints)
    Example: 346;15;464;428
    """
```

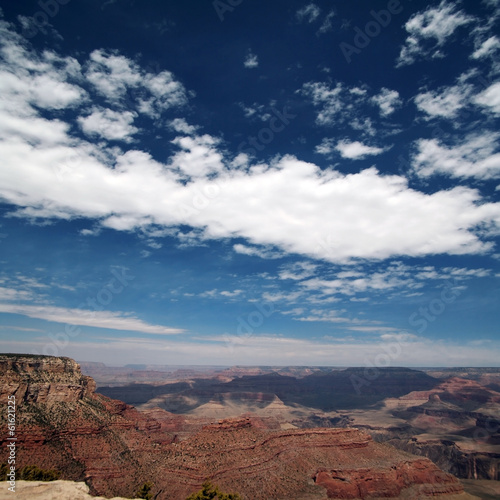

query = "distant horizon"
2;352;500;370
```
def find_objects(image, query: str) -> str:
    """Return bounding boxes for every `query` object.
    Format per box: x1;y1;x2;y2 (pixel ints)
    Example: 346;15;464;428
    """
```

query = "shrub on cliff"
135;481;153;499
0;464;60;481
185;480;241;500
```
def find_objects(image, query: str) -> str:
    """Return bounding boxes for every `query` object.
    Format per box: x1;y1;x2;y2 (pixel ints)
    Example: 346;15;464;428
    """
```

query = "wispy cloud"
0;303;185;334
296;4;321;24
412;132;500;180
415;81;474;119
475;82;500;116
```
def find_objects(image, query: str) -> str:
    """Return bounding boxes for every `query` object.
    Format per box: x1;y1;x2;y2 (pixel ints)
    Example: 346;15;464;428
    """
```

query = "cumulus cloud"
78;108;138;142
168;118;197;135
412;132;500;180
1;20;500;266
86;49;140;95
85;49;187;116
397;1;474;66
372;88;402;117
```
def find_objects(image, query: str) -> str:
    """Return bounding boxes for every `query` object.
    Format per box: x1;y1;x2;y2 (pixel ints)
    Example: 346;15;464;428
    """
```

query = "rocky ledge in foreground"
0;480;139;500
0;354;478;499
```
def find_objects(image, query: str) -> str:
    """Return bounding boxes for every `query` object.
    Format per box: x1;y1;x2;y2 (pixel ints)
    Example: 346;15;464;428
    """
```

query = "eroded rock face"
0;355;96;404
314;459;465;499
149;418;476;499
0;355;478;500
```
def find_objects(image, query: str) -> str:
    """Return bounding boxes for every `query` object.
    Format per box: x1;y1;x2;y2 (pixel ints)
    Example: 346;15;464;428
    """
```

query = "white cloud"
296;4;321;23
1;22;500;265
244;51;259;69
472;35;500;59
140;70;188;115
85;49;142;101
318;11;335;35
169;118;197;135
299;81;344;126
397;1;474;66
78;108;138;142
293;262;488;302
295;309;349;323
415;82;473;119
335;140;385;160
0;303;184;334
475;82;500;116
220;289;243;297
279;262;317;280
300;81;396;134
233;244;283;260
238;102;270;121
0;287;34;302
315;138;336;157
372;88;401;117
262;291;302;303
412;132;500;180
169;134;225;178
2;139;500;262
84;49;187;117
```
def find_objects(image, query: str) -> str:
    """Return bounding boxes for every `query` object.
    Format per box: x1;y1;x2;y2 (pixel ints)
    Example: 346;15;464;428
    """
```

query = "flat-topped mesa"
0;354;96;404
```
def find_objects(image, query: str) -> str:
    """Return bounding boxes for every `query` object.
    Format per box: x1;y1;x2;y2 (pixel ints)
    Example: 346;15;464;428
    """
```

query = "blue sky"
0;0;499;366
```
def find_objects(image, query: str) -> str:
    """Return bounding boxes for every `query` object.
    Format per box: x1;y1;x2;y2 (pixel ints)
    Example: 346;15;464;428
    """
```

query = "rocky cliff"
0;354;173;498
0;354;96;404
0;354;478;500
157;418;475;499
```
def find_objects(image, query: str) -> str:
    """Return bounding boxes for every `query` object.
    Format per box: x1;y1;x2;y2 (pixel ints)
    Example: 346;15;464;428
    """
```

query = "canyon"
0;354;484;499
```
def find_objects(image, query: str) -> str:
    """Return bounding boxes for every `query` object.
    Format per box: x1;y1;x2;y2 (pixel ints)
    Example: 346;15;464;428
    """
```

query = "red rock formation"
314;459;465;499
0;355;477;500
